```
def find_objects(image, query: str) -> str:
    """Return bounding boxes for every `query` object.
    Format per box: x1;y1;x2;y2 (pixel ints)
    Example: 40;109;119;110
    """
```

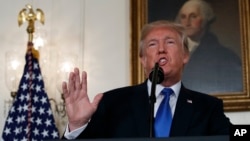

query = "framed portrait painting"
130;0;250;111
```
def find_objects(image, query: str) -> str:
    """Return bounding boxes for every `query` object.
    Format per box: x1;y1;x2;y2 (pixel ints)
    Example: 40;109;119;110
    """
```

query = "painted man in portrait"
175;0;243;94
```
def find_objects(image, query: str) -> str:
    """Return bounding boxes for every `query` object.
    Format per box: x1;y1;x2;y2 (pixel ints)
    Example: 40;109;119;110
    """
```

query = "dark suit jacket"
182;32;242;94
71;81;231;139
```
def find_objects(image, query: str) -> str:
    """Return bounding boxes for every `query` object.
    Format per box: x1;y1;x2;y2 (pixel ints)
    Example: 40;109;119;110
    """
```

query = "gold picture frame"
130;0;250;111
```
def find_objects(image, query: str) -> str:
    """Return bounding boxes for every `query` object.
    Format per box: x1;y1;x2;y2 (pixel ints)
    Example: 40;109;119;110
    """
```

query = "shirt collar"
147;79;181;98
187;37;199;54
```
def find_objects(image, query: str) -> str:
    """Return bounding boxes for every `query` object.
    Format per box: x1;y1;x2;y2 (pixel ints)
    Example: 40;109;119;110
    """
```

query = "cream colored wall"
0;0;249;138
0;0;130;136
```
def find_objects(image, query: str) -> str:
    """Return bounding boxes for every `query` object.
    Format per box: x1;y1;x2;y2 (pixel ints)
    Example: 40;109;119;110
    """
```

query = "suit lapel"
170;85;194;136
130;82;151;137
129;83;195;137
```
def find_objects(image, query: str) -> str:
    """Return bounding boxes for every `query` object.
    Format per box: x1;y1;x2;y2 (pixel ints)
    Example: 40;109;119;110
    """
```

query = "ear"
183;52;190;65
140;56;146;68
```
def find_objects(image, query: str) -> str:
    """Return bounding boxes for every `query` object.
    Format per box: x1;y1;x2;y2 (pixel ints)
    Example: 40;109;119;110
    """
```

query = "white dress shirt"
147;80;180;117
64;80;181;139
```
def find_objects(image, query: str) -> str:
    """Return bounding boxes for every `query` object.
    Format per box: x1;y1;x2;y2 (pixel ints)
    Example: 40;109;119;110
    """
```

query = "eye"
166;39;175;45
180;14;187;20
147;41;158;48
190;13;198;19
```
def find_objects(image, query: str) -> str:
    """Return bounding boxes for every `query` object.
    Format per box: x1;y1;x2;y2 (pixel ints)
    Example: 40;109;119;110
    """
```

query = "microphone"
149;63;164;138
149;63;164;84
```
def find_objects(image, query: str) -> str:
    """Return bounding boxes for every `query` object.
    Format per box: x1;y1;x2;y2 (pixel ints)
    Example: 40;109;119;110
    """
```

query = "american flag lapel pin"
187;99;193;104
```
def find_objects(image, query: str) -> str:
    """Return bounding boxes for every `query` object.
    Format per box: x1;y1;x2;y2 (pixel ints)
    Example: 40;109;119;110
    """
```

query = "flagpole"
2;4;59;141
1;4;60;140
18;4;45;140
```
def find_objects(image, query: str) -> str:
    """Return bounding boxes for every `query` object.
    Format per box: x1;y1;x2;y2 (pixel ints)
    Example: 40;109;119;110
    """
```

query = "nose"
181;17;191;27
158;43;165;54
186;17;191;26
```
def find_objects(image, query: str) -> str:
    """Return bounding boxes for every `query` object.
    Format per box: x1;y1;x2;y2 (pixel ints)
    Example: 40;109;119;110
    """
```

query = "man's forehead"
180;3;200;14
145;27;179;38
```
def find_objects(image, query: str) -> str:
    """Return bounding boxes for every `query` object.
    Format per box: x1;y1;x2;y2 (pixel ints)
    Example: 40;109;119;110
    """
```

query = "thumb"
92;93;103;110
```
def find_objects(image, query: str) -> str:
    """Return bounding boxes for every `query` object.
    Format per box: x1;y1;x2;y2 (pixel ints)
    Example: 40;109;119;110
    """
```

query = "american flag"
2;42;59;141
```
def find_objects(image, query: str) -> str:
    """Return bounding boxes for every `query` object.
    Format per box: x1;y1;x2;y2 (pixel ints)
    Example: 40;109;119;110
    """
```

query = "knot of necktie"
161;88;173;98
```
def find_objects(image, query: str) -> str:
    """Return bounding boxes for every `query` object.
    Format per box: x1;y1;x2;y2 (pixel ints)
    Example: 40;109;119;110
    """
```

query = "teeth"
159;58;166;63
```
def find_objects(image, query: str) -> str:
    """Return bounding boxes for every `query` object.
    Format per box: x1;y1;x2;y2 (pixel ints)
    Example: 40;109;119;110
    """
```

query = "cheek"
192;18;203;28
140;55;150;68
179;19;186;25
140;56;153;76
141;50;156;67
145;48;157;58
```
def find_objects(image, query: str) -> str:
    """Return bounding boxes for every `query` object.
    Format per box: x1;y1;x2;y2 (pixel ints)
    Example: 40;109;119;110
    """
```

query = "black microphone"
149;63;164;138
149;63;164;84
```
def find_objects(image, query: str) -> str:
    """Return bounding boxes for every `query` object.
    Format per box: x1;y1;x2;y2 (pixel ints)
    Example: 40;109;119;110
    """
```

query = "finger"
81;71;88;95
74;68;81;90
62;81;69;98
68;71;76;94
92;93;103;110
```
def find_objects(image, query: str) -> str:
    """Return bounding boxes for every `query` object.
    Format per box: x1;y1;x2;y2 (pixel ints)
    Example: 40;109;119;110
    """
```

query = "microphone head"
149;67;164;84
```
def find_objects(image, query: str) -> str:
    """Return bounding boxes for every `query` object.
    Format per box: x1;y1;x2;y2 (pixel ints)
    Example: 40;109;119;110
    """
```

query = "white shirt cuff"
64;123;88;139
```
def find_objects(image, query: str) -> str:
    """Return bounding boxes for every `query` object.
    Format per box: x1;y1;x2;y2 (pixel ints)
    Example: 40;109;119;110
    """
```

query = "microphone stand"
149;63;163;138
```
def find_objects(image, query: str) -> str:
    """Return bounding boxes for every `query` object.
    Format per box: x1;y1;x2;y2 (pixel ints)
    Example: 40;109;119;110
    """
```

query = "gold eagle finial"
18;4;45;41
18;4;45;26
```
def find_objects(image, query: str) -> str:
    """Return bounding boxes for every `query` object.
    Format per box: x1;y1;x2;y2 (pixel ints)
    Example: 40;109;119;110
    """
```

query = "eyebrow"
146;36;176;44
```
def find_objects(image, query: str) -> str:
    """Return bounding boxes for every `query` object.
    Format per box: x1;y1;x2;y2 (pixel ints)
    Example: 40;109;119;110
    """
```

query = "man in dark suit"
62;20;231;139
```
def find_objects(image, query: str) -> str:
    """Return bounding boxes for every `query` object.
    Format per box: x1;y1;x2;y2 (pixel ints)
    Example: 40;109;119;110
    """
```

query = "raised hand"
62;68;103;131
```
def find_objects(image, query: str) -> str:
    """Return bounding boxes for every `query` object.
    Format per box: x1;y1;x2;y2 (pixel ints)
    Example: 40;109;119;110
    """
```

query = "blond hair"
139;20;189;57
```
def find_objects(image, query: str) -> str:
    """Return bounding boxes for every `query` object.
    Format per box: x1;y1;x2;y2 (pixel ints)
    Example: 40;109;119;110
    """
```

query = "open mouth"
158;57;168;66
